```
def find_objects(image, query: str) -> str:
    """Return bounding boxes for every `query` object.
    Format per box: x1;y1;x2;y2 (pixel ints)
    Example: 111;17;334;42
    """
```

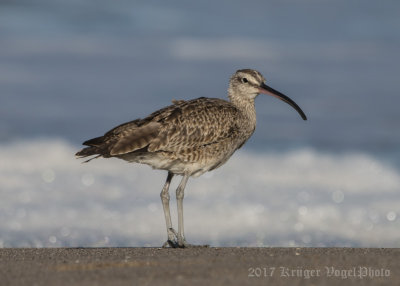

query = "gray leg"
176;174;190;247
160;172;178;247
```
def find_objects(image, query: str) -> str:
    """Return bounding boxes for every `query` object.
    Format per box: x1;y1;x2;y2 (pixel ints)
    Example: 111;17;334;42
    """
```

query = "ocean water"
1;0;400;247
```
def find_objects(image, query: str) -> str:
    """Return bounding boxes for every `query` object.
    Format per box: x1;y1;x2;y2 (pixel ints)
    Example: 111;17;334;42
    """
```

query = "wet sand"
1;247;398;285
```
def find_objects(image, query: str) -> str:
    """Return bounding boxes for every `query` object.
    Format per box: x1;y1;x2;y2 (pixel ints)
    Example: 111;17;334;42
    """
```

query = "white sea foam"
0;139;399;247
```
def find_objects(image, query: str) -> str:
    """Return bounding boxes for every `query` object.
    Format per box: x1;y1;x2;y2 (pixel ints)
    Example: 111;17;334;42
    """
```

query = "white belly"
118;149;237;177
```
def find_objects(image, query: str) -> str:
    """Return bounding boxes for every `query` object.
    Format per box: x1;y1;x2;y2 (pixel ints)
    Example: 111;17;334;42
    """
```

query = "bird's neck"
229;94;257;131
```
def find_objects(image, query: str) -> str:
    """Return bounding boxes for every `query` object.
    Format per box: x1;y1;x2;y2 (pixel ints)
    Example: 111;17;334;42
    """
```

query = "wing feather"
110;121;161;155
77;97;242;159
148;98;241;152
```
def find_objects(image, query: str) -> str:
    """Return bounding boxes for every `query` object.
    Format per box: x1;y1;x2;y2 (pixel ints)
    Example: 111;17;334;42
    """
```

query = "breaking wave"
0;138;399;247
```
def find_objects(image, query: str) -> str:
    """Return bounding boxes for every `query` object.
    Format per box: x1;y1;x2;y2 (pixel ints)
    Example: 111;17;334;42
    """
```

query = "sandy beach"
1;247;398;285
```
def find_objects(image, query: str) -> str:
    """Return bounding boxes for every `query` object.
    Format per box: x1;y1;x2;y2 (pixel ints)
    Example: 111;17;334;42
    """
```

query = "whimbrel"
76;69;307;248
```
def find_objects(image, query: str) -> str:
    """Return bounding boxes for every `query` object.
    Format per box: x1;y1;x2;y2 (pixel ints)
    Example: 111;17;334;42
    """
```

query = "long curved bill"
259;83;307;120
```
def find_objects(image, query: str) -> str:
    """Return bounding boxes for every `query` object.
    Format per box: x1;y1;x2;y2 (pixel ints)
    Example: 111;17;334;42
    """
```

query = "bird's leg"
160;172;178;248
176;174;190;247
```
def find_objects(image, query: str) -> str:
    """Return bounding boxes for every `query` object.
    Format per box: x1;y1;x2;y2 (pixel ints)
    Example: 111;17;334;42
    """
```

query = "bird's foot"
162;239;210;248
162;239;179;248
177;235;209;248
162;231;210;248
162;240;209;248
162;228;179;248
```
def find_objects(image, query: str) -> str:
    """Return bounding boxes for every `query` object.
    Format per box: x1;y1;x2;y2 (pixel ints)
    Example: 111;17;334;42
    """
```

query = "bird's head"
228;69;307;120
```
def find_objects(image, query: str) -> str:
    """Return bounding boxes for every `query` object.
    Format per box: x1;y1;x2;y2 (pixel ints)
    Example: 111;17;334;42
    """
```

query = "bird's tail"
75;147;102;163
75;136;106;163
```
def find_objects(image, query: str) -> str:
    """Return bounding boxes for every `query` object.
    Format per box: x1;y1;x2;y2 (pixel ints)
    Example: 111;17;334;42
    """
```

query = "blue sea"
1;0;399;247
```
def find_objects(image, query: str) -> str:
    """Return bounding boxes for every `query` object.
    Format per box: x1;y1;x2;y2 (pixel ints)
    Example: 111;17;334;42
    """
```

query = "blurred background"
1;0;399;247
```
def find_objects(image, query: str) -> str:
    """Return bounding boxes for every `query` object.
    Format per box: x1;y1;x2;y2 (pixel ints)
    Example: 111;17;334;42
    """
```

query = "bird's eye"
241;78;248;83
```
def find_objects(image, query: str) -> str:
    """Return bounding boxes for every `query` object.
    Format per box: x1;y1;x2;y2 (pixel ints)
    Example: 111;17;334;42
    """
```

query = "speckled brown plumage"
76;96;255;176
76;69;307;248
